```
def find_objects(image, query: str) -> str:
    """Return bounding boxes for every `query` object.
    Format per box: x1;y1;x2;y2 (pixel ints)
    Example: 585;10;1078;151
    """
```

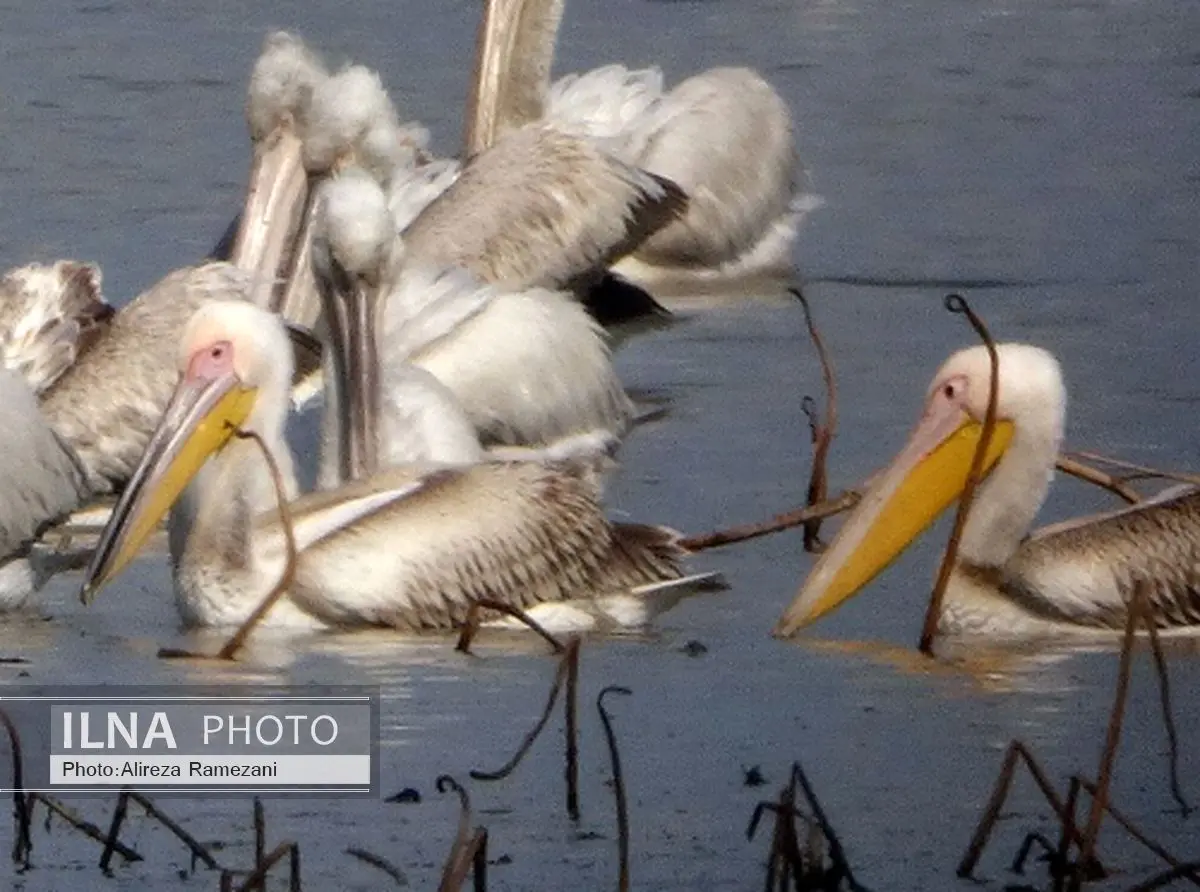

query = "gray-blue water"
1;0;1199;889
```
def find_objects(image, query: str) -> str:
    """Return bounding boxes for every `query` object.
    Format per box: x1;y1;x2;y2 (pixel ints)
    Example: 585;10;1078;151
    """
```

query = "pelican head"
81;301;293;602
232;31;329;307
301;65;428;185
774;343;1066;637
312;169;398;481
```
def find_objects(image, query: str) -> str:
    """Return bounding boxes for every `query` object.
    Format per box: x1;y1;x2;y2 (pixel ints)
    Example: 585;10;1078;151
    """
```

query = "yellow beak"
774;407;1014;638
80;374;256;602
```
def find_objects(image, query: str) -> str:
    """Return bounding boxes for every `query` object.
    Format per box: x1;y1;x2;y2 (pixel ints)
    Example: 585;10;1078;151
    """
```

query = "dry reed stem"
1055;456;1142;505
956;740;1100;879
30;794;143;862
344;846;409;885
919;294;1001;655
0;707;32;866
678;491;860;552
157;428;298;661
564;638;581;822
1140;617;1190;816
455;599;565;654
597;686;632;892
123;790;219;870
224;841;301;892
1064;451;1200;488
1126;861;1200;892
98;790;130;874
792;287;839;553
1071;584;1143;891
252;797;266;892
790;763;870;891
1072;777;1200;887
470;650;569;782
436;775;488;892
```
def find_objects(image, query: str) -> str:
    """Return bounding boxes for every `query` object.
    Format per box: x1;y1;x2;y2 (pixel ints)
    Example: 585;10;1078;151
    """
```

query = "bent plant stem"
1072;777;1200;887
32;794;143;862
1054;456;1142;505
919;294;1000;655
125;790;220;870
793;287;839;553
216;429;299;660
1;708;32;866
598;686;632;892
1140;611;1190;816
678;491;860;552
344;847;409;886
791;761;871;891
456;599;565;654
436;775;488;892
957;740;1100;879
1064;450;1200;488
470;648;569;782
1070;583;1142;892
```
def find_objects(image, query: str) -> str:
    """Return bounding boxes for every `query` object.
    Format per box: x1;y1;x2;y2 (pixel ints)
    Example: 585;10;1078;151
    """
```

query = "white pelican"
79;299;702;632
467;0;811;294
775;344;1200;639
223;31;328;322
0;262;320;608
287;42;681;329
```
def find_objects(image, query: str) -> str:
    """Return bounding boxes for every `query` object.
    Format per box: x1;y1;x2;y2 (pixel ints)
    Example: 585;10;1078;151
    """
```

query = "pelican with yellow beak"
775;344;1200;638
79;297;704;632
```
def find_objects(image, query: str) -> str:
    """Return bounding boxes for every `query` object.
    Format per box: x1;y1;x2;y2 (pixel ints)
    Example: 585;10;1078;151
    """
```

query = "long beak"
463;0;512;158
773;404;1015;637
229;128;309;310
80;373;257;603
314;247;381;483
273;192;322;330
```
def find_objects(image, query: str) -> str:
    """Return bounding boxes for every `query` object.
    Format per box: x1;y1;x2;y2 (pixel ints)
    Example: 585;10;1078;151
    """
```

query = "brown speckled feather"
40;263;256;494
401;124;687;292
0;261;112;395
277;460;683;630
994;488;1200;629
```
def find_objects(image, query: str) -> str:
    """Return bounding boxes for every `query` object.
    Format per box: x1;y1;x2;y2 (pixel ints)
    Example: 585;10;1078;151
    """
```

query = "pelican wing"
0;370;89;556
1002;488;1200;628
39;263;255;493
0;261;112;395
401;124;687;291
281;461;683;630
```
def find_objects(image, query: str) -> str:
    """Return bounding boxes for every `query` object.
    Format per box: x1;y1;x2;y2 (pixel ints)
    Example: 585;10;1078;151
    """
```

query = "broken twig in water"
221;842;301;892
30;794;143;863
919;294;1000;655
792;287;840;553
597;686;632;892
345;847;409;886
1141;618;1190;816
678;491;860;552
158;428;298;661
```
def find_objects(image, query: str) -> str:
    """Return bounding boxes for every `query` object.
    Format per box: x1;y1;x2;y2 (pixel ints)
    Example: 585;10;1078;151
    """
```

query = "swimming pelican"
467;0;811;294
79;299;701;632
0;262;320;607
775;344;1200;638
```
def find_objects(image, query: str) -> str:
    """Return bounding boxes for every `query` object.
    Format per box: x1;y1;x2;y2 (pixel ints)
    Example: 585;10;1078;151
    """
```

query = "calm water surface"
1;0;1199;889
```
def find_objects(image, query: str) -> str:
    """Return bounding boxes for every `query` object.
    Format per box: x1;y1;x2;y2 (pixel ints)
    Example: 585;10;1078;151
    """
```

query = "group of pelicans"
2;0;1199;645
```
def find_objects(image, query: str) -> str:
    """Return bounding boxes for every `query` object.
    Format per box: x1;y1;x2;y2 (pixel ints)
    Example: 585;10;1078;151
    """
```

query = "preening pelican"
307;139;648;457
775;344;1200;638
314;169;630;484
80;300;702;632
467;0;811;293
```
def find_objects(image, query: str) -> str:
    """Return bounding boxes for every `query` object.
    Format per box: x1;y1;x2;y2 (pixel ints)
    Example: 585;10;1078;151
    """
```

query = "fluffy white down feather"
245;31;328;141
